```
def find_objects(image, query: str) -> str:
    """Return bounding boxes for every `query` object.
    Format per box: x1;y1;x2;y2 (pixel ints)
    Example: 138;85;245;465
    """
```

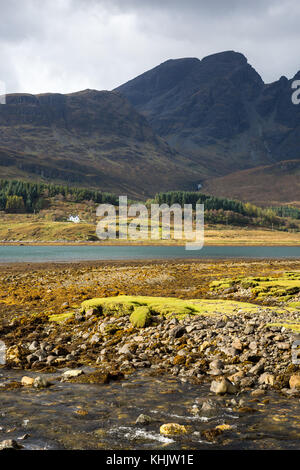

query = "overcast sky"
0;0;299;95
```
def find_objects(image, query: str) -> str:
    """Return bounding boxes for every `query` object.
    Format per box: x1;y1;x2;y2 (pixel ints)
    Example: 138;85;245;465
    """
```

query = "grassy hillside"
202;160;300;206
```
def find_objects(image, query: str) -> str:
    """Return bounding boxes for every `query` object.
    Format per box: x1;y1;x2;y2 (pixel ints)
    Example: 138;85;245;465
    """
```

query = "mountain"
0;89;200;198
115;51;300;178
1;51;299;204
202;160;300;207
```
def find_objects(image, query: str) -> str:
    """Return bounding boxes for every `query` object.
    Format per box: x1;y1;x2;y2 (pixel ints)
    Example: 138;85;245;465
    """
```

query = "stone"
200;341;210;352
90;334;100;344
258;373;275;386
46;355;57;364
118;344;132;355
170;326;186;338
200;399;220;417
249;341;258;350
85;308;96;318
249;361;264;375
277;342;290;350
289;375;300;390
26;354;38;364
28;341;39;352
251;389;266;397
6;345;22;365
135;414;153;425
160;423;188;436
186;325;195;334
33;376;51;388
245;325;255;335
209;359;224;370
21;376;35;386
232;339;243;351
62;369;84;379
228;370;245;382
0;439;23;450
215;424;233;431
210;378;237;395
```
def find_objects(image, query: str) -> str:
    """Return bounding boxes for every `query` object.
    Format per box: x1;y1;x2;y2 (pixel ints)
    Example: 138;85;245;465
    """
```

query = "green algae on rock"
80;295;276;320
129;306;152;328
210;271;300;303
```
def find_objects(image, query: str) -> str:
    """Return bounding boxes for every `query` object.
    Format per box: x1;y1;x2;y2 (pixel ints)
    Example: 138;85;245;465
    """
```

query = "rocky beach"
0;258;300;449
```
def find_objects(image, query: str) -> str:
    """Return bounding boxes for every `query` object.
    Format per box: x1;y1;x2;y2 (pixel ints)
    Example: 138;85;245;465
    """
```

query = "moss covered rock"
130;306;152;328
160;423;188;436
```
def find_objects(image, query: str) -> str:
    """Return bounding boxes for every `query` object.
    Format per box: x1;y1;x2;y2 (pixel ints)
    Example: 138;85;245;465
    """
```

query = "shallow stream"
0;368;299;450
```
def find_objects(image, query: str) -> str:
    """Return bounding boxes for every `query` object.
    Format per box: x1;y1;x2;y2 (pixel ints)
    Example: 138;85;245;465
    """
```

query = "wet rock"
0;439;23;450
21;376;35;386
251;389;266;397
160;423;188;436
62;369;84;379
135;414;153;425
33;376;51;388
201;427;223;442
200;399;220;417
17;434;30;441
210;378;237;395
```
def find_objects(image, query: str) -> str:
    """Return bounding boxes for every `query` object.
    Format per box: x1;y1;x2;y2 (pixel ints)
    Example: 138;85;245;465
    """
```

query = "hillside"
115;51;300;178
201;160;300;207
0;89;200;198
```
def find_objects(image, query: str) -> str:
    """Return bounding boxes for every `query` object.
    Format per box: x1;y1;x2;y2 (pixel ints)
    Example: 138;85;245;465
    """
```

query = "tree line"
0;179;119;213
152;191;299;229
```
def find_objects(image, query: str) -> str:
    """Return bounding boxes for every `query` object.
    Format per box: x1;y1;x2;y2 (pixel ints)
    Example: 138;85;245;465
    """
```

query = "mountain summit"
115;51;300;177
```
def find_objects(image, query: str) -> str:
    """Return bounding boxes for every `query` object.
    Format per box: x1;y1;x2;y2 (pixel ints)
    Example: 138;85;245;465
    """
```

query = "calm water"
0;245;299;263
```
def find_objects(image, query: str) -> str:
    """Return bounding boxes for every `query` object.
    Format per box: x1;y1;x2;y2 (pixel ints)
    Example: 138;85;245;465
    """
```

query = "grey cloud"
0;0;299;94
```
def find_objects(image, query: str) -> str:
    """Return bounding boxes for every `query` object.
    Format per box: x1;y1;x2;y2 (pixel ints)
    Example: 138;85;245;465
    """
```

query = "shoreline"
1;240;300;247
